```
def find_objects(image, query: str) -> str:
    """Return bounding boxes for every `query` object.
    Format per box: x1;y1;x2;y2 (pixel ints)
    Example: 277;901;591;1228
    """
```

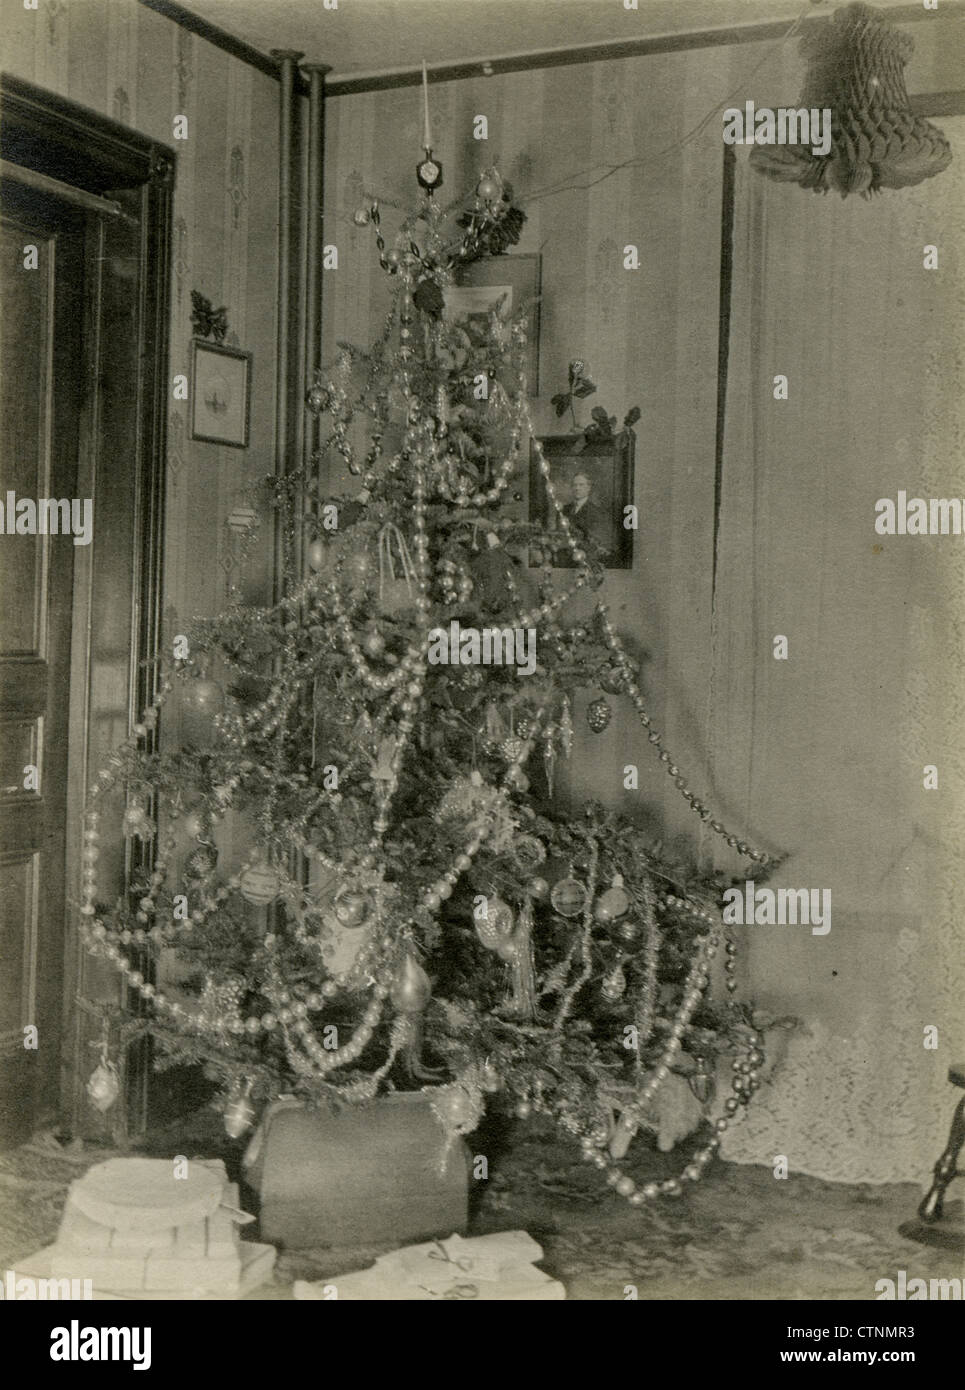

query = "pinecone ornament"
586;697;612;734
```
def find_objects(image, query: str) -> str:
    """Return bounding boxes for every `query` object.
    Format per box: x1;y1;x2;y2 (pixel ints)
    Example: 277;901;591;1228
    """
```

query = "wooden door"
0;183;86;1145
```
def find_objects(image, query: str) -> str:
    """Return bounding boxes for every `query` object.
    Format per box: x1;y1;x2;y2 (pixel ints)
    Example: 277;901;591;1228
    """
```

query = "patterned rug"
1;1121;959;1300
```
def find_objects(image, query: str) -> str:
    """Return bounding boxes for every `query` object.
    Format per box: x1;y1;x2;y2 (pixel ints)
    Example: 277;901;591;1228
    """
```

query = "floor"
1;1110;960;1301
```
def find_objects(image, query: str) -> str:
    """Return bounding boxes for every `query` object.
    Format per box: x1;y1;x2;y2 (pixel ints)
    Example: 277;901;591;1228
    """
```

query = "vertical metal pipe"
303;64;332;515
270;49;304;602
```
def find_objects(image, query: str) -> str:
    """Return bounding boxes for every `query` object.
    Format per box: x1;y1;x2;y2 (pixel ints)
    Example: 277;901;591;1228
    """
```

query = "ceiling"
179;0;930;81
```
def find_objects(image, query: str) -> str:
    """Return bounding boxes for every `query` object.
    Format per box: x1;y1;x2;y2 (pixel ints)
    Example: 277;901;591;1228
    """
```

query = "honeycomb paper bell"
751;2;953;199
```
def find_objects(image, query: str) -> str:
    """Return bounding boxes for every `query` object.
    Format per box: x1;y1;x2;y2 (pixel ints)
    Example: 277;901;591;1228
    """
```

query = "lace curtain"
713;130;965;1185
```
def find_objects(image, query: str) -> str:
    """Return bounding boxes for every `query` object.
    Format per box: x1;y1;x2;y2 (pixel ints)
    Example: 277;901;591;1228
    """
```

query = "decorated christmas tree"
79;160;773;1207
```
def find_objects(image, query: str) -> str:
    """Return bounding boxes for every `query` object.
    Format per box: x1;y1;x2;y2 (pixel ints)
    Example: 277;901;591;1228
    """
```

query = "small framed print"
529;433;635;570
444;253;541;394
190;339;251;447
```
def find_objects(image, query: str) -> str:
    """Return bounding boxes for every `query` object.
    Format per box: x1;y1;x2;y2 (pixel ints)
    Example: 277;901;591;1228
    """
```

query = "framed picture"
190;339;251;447
443;253;541;394
529;433;635;570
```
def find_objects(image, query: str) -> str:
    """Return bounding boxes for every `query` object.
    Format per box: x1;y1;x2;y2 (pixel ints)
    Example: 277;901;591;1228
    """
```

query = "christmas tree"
80;163;773;1206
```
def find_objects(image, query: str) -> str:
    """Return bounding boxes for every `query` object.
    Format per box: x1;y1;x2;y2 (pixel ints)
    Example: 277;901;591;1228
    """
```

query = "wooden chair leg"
918;1091;965;1223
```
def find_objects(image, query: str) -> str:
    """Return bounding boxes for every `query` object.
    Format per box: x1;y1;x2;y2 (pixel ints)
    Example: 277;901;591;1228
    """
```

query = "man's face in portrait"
571;472;592;503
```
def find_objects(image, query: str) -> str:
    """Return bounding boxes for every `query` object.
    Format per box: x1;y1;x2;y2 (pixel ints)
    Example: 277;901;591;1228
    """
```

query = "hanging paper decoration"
750;3;952;199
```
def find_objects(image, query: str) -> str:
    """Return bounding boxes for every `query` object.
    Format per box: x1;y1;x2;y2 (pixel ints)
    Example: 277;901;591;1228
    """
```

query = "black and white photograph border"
0;0;963;1324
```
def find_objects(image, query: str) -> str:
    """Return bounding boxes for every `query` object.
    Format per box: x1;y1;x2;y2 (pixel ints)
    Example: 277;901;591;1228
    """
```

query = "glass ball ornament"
86;1059;120;1113
239;857;281;907
527;876;550;901
512;833;546;873
390;952;432;1013
550;876;588;918
476;172;502;204
594;874;630;923
436;1083;477;1130
181;676;224;745
586;697;612;734
334;885;372;929
307;538;327;571
474;895;514;950
362;628;386;658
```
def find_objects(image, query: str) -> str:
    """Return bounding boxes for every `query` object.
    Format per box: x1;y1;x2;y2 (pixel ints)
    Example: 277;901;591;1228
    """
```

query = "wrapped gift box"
42;1157;274;1297
294;1230;566;1301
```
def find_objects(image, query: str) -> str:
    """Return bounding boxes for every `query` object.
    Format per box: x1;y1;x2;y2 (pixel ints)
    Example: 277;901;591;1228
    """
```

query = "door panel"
0;186;85;1146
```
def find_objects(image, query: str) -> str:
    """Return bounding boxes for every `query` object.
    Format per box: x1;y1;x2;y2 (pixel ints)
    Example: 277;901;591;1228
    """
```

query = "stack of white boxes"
46;1157;275;1298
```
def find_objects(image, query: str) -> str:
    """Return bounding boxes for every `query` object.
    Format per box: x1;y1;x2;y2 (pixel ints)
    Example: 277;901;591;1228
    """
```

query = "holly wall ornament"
587;697;612;733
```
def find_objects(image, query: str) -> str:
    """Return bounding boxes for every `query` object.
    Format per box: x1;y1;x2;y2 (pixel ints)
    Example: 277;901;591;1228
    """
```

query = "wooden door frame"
0;74;173;1139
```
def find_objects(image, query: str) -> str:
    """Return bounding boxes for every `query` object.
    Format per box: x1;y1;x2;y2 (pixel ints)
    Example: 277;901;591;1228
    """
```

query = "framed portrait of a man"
528;433;635;570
